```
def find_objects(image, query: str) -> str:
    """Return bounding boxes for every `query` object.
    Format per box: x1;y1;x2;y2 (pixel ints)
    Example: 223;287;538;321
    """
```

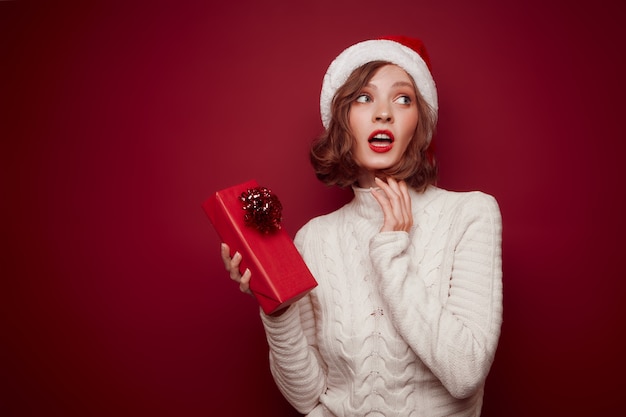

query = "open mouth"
368;130;394;153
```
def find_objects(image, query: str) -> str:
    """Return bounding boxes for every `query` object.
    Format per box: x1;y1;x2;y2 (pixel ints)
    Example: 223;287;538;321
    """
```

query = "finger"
398;180;410;202
371;186;392;212
371;186;401;232
392;180;408;221
376;177;402;205
221;243;253;297
220;243;232;268
374;178;414;231
228;251;243;281
374;177;396;206
386;179;412;229
377;178;405;224
374;176;392;193
385;176;401;194
239;268;252;294
398;181;413;229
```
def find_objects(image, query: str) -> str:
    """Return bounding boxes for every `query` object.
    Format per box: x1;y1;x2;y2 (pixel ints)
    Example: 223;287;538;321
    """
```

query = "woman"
222;36;502;417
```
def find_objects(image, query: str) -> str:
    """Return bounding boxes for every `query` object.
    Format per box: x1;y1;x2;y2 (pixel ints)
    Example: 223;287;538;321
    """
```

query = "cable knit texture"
261;185;502;417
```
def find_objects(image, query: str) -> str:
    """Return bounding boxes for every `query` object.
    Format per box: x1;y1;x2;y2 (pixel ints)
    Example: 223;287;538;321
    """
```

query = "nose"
374;103;393;123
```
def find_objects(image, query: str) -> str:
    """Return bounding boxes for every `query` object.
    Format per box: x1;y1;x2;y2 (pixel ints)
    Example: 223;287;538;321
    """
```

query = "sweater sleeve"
370;192;503;399
259;225;326;414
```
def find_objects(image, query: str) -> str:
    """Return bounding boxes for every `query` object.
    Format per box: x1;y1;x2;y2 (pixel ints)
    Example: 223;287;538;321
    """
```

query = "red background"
2;1;625;415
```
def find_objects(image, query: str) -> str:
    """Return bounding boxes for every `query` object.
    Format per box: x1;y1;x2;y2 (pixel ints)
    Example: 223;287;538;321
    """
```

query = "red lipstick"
368;130;394;153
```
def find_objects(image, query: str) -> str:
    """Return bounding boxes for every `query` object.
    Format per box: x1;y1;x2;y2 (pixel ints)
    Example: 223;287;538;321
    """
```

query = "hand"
371;177;413;233
220;243;253;296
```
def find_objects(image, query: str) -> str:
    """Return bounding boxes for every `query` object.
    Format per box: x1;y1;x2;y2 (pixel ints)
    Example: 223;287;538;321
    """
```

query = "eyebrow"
392;81;414;89
365;81;415;90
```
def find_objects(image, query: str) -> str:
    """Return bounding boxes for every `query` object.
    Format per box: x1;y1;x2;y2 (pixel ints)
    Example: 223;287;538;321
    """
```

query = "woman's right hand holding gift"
220;243;253;296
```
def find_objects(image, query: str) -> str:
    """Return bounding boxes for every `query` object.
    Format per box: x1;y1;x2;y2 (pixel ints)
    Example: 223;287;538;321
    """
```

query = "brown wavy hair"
310;61;438;191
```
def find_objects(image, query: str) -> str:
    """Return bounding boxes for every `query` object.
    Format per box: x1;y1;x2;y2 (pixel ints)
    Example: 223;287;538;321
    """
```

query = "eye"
395;95;412;105
355;94;372;103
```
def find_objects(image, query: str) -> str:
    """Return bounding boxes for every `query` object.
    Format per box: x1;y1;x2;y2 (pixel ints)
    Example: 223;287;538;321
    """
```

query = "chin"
366;159;399;171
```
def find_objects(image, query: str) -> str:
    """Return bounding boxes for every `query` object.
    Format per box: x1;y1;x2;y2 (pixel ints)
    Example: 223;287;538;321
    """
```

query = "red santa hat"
320;35;438;135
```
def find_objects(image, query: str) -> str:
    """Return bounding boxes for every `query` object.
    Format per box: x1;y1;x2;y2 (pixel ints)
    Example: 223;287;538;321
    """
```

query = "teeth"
369;133;392;143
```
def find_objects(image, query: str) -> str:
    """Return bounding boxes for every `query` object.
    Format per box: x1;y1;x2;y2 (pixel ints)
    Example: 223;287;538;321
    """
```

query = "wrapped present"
202;180;317;315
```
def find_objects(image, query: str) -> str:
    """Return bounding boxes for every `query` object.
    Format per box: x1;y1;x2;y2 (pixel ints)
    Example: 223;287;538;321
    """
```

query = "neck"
356;171;377;188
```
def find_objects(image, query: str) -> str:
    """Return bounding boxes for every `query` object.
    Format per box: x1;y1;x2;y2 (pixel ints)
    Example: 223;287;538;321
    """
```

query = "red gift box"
202;180;317;315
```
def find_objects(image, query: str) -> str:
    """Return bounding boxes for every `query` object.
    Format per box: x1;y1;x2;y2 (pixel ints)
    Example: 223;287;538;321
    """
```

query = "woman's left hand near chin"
371;177;414;233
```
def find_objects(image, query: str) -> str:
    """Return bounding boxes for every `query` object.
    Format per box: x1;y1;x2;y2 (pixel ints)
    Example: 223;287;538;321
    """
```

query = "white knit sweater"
261;185;503;417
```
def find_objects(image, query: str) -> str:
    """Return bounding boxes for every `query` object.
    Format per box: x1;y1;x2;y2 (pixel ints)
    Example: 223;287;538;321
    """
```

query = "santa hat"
320;35;438;132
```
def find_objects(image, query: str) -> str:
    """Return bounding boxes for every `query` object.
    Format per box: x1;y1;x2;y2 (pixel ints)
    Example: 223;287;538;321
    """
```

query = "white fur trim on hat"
320;39;438;131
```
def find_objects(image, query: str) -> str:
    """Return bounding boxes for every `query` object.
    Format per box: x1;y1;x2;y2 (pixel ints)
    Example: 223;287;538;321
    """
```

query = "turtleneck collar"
348;185;440;221
350;186;384;221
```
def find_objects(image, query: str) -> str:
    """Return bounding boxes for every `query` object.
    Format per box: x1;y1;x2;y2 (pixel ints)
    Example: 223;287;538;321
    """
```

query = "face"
348;64;419;188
